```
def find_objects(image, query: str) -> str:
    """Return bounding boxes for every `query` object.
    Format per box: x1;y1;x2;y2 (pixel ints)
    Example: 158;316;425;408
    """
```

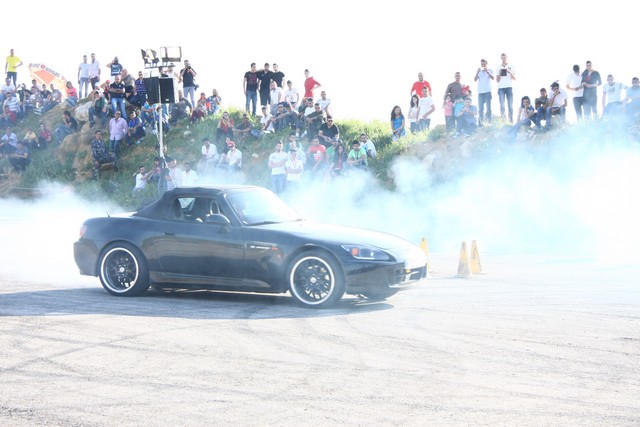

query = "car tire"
288;250;345;308
98;243;150;296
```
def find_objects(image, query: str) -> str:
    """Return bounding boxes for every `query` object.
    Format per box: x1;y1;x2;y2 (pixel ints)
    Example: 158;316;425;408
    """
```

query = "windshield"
226;188;301;225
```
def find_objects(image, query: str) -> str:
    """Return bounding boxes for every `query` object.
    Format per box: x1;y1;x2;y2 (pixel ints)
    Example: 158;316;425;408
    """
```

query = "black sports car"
74;186;427;308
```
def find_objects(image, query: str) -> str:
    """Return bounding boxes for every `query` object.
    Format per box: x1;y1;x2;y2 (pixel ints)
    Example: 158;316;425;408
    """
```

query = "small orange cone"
456;241;471;278
470;240;483;274
419;237;432;273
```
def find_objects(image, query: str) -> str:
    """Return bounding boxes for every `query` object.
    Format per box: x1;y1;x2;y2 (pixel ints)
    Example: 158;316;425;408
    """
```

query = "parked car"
74;185;427;308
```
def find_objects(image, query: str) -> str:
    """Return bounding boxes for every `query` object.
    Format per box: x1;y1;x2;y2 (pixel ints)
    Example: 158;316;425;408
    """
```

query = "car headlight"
341;245;393;261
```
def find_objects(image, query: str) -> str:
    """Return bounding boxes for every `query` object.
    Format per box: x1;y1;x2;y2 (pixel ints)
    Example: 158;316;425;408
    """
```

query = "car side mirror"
205;213;231;226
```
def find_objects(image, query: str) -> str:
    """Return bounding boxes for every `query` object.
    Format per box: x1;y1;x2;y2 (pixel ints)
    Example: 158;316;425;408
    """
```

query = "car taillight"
79;225;87;239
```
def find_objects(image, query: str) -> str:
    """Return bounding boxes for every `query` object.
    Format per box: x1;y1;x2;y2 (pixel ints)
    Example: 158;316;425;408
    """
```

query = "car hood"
256;220;416;251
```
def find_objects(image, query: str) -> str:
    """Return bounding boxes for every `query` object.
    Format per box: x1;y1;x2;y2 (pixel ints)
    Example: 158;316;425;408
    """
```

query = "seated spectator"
126;110;146;146
303;102;325;141
316;90;331;116
359;133;377;159
3;92;21;120
329;142;348;178
216;111;234;143
347;140;367;169
625;77;640;124
55;110;78;143
199;138;219;173
545;82;567;129
65;81;79;107
0;127;18;157
40;84;62;114
0;105;17;128
455;97;478;136
91;130;118;178
169;89;192;125
318;115;340;147
24;87;41;117
8;140;29;172
22;129;37;151
37;122;53;149
88;89;109;127
233;113;255;142
190;92;208;124
0;77;15;104
207;89;221;115
510;96;538;141
260;105;275;134
218;138;242;172
534;88;549;128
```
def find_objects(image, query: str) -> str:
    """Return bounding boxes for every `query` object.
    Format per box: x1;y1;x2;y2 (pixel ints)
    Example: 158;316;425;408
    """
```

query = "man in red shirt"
410;72;432;98
303;69;321;99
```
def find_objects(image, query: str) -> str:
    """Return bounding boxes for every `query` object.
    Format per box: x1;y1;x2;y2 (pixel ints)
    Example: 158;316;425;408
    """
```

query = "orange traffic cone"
470;240;484;274
456;241;471;278
419;237;432;273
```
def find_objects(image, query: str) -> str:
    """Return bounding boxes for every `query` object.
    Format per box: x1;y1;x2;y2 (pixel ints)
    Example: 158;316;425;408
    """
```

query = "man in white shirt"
316;91;331;116
474;59;494;126
544;82;567;129
269;81;283;115
417;87;435;131
284;80;299;108
602;74;627;117
78;55;92;99
268;141;288;195
133;165;151;194
566;64;584;121
496;53;516;123
359;133;377;159
181;161;198;186
88;52;101;89
199;138;219;173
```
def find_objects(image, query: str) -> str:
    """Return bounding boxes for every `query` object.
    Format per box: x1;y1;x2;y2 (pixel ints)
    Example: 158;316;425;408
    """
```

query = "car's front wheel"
98;243;150;296
288;251;344;308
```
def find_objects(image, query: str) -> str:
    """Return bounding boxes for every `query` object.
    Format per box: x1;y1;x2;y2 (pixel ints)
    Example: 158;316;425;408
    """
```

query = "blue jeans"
478;92;492;124
418;118;431;131
55;125;74;142
545;107;565;128
245;90;257;116
410;122;419;134
110;138;123;157
79;78;91;98
498;87;514;123
271;173;287;195
89;107;108;126
183;86;196;107
111;97;127;117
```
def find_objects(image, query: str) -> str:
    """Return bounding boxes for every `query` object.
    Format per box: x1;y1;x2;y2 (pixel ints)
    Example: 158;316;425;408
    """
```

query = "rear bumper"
73;240;100;276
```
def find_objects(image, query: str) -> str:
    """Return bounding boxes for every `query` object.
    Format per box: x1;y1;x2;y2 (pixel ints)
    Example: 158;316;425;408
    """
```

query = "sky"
5;0;638;126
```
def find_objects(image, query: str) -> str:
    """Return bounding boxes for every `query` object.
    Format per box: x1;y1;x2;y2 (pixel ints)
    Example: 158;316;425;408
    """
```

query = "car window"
225;189;301;225
174;197;221;223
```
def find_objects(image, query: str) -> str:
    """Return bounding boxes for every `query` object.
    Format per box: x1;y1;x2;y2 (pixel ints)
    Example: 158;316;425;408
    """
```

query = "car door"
152;196;245;284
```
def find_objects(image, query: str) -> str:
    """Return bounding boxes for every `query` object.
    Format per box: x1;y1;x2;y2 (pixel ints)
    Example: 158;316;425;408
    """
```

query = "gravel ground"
1;253;639;426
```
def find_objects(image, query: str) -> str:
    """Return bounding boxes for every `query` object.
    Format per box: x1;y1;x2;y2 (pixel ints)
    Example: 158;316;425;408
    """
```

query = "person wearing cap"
218;138;242;171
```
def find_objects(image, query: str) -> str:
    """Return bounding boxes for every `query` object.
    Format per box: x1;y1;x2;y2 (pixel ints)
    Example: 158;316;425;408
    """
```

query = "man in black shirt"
243;63;259;116
180;59;197;109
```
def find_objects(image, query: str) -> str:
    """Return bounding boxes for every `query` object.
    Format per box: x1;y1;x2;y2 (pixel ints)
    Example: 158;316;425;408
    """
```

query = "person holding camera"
180;59;198;109
496;53;516;123
475;59;494;126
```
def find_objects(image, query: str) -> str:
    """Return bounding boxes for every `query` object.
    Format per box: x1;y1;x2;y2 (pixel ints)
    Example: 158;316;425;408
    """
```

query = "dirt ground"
1;253;638;426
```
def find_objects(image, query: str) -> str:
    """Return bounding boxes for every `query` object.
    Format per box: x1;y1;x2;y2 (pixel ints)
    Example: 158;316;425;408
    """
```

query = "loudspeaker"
159;77;175;104
144;77;160;104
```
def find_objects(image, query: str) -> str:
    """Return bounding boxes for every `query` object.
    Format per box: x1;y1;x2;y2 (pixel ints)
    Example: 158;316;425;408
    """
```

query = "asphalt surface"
1;253;639;426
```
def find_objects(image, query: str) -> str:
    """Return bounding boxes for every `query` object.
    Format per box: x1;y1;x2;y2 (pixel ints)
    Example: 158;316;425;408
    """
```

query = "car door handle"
162;232;175;236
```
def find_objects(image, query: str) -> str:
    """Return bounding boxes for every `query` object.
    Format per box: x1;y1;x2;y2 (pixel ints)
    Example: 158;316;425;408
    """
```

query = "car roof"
134;185;263;220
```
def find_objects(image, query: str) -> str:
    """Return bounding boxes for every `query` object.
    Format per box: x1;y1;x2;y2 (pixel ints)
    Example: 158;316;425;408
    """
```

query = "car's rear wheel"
99;243;150;296
288;251;344;308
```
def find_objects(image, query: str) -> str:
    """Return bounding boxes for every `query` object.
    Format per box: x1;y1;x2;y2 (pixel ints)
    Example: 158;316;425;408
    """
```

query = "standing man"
269;81;283;114
410;72;432;98
581;61;602;119
496;53;516;123
77;55;91;99
474;59;494;126
272;63;285;88
243;63;259;116
268;141;288;195
566;65;584;121
417;86;435;131
109;75;128;118
303;69;321;100
108;110;128;158
5;49;22;86
257;63;273;108
88;52;101;90
284;80;299;108
180;59;197;108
